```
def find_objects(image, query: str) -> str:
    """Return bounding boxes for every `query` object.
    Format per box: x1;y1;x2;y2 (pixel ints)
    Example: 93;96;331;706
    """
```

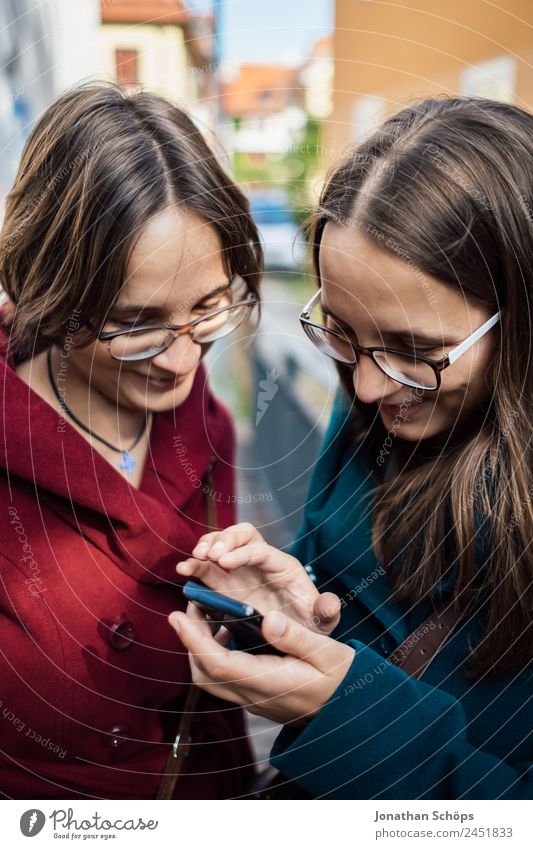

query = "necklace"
46;348;149;476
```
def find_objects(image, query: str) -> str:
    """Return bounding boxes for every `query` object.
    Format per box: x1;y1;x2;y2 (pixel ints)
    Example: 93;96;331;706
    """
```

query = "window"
115;49;139;86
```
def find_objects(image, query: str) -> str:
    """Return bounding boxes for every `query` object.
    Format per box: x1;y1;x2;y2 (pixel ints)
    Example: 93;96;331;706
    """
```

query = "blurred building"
297;34;333;120
327;0;533;159
0;0;100;213
222;39;334;165
99;0;216;127
222;64;306;157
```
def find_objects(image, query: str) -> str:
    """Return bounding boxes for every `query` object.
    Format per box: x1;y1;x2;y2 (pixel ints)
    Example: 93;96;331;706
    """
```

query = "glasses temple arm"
447;311;501;365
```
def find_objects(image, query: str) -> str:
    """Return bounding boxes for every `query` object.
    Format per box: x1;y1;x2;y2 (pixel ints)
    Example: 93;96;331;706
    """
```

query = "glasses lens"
106;298;256;361
373;350;437;389
108;328;174;361
302;323;356;364
191;301;254;343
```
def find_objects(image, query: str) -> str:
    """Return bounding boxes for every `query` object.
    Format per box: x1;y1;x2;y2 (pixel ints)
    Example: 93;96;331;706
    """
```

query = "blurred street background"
1;0;533;762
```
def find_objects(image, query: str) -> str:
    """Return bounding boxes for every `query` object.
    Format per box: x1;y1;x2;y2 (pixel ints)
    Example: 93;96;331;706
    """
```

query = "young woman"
170;96;533;799
0;83;262;798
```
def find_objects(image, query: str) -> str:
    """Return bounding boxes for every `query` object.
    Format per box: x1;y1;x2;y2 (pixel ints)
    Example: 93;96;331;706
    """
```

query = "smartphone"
182;580;284;656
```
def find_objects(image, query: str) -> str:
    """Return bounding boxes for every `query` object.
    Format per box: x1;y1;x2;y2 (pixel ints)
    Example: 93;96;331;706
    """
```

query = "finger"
169;607;255;685
194;523;262;562
216;540;273;570
176;556;227;587
184;645;247;705
191;531;221;560
312;592;341;634
185;599;216;633
262;610;351;674
214;625;233;648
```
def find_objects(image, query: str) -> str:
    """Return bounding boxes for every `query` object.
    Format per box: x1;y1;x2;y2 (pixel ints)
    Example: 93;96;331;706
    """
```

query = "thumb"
262;610;340;672
312;592;341;634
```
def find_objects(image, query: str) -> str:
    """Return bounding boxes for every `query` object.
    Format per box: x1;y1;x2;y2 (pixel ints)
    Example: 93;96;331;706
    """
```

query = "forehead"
318;222;467;325
121;207;226;306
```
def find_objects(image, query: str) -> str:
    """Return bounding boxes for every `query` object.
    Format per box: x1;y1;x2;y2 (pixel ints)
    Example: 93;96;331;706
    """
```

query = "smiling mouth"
133;372;185;388
379;399;428;417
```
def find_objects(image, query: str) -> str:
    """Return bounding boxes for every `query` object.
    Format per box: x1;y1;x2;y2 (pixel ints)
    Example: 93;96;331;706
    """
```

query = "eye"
194;300;221;313
325;314;351;336
393;339;437;357
108;317;159;330
413;346;437;358
193;291;231;313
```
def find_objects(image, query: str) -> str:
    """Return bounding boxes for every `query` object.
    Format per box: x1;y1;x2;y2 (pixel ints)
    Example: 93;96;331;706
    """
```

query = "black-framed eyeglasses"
300;289;502;391
83;275;258;362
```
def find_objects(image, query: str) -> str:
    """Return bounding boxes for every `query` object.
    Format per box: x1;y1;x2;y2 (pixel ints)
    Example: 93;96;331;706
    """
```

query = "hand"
169;603;355;726
176;522;341;635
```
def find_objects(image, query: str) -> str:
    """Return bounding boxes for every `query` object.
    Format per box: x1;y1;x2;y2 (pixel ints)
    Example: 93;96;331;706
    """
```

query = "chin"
126;371;197;411
378;409;434;442
394;419;449;443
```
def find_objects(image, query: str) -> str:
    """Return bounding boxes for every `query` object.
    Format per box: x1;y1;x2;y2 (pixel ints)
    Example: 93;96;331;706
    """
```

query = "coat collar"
0;322;228;584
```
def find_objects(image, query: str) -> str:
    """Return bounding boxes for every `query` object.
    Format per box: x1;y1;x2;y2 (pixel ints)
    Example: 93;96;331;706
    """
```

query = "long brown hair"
0;82;262;361
309;97;533;678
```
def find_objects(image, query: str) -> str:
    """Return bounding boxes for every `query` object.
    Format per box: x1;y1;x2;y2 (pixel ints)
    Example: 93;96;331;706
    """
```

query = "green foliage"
231;117;324;229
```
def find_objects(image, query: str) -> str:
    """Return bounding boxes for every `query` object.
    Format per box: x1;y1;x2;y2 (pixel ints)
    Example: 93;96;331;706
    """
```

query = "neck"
47;346;148;448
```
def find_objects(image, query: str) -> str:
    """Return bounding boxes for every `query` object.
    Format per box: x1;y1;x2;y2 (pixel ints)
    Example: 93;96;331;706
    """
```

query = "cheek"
434;352;492;417
73;345;122;389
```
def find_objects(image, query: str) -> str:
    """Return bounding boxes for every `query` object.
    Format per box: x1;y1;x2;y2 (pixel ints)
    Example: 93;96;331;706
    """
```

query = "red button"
101;724;131;749
108;619;136;651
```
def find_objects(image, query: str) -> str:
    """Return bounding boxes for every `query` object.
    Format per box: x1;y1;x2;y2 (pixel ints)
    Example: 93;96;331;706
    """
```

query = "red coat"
0;322;254;799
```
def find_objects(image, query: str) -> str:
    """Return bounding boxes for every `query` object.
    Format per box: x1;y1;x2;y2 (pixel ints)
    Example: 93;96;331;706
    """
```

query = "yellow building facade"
100;23;192;104
327;0;533;160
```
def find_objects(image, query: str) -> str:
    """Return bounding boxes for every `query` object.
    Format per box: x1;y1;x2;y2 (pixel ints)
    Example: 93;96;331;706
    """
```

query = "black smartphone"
182;580;284;656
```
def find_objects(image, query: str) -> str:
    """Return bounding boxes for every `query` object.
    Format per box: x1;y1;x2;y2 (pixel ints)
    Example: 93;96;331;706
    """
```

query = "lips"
133;371;183;388
379;399;427;418
147;376;174;385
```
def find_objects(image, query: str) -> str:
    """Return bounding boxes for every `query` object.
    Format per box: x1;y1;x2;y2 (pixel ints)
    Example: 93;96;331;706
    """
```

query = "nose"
149;332;201;375
352;355;402;404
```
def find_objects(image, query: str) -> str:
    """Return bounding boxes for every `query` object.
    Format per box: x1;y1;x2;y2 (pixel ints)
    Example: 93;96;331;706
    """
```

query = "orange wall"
326;0;533;160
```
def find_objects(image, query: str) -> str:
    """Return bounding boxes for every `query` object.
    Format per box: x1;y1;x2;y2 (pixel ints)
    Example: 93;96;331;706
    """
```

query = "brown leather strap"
387;603;467;680
156;464;220;799
155;684;201;799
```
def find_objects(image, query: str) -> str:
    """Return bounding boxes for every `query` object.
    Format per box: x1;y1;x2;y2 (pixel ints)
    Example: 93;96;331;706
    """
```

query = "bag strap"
155;683;201;799
387;601;469;680
156;463;218;799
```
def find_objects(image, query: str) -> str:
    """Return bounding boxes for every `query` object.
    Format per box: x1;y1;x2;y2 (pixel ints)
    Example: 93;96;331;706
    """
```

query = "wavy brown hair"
309;97;533;679
0;82;262;361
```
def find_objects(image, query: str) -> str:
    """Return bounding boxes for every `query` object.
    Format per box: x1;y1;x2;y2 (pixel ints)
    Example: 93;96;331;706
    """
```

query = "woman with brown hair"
171;97;533;799
0;82;262;798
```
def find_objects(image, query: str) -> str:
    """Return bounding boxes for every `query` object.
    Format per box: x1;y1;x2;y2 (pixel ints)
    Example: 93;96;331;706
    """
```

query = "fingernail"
210;542;225;555
194;541;209;552
268;611;286;637
169;614;180;633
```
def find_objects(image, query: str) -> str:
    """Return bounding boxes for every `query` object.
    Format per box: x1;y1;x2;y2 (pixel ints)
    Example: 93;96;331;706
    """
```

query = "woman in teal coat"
169;96;533;799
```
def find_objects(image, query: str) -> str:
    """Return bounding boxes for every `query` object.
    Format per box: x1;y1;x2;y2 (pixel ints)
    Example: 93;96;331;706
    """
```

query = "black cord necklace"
46;348;149;476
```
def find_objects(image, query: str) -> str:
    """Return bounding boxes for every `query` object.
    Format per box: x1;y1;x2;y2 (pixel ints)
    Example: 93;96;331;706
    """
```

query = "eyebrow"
321;304;458;347
110;282;232;315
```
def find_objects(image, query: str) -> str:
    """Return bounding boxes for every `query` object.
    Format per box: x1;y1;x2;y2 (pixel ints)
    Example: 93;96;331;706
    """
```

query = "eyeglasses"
84;276;258;362
300;289;501;391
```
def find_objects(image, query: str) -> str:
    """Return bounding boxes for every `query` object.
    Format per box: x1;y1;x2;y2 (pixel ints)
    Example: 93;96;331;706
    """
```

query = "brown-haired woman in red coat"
0;82;262;799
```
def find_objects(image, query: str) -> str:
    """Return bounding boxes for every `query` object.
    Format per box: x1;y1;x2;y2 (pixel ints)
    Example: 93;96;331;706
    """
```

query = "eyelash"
111;300;221;327
403;344;436;357
195;300;220;312
332;324;437;358
325;313;437;357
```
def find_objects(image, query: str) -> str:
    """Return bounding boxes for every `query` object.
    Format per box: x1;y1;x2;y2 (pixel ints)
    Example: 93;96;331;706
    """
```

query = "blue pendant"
119;451;137;475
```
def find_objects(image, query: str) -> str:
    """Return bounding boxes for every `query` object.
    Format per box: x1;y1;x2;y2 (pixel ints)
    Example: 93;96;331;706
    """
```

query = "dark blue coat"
270;391;533;799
